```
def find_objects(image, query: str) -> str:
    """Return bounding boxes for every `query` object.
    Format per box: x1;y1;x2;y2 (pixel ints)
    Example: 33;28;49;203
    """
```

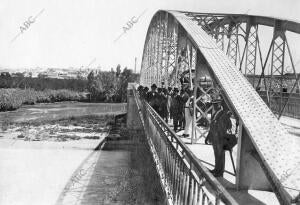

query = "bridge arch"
139;10;300;204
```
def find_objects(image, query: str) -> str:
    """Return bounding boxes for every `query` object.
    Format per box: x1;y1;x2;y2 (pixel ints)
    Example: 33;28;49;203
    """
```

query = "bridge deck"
168;115;300;204
168;10;300;200
179;135;279;205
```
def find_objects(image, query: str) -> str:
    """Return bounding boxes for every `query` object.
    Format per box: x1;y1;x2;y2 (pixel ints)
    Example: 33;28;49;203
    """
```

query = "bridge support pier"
236;122;272;191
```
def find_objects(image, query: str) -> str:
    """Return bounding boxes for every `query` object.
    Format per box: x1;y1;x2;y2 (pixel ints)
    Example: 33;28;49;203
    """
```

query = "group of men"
137;83;237;178
137;83;192;133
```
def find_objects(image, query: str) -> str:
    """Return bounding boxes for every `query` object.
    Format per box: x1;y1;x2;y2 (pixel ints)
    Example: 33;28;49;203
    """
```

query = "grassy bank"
0;88;88;112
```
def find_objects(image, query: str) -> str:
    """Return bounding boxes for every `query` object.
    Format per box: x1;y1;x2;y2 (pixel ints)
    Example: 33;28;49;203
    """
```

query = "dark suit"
210;106;232;177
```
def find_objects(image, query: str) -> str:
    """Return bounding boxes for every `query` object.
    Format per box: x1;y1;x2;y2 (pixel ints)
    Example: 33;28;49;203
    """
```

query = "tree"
14;72;24;78
38;73;47;78
87;71;95;101
117;67;134;102
116;64;121;77
84;66;139;102
0;72;11;78
97;71;117;102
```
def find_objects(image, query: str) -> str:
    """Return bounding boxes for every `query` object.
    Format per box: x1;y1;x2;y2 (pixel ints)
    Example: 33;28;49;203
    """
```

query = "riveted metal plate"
168;11;300;200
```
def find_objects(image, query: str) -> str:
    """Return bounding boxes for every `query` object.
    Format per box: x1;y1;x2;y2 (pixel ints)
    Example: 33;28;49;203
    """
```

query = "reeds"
0;88;88;111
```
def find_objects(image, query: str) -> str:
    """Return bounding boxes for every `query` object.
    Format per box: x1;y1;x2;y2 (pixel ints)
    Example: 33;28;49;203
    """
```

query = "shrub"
0;89;23;111
0;88;88;112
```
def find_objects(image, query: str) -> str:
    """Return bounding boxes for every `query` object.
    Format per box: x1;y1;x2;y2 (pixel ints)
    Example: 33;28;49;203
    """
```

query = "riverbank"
57;120;165;205
0;102;126;205
0;88;88;112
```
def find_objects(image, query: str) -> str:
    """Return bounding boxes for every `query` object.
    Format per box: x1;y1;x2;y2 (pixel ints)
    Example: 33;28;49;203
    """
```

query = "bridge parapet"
140;10;300;204
132;85;238;205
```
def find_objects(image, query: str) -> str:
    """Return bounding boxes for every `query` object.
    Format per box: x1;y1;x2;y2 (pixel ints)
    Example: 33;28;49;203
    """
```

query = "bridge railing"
132;88;238;205
258;91;300;119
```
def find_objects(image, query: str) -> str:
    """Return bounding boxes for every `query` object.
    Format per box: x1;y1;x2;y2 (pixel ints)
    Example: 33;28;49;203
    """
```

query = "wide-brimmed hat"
211;94;223;103
151;83;157;88
211;99;223;104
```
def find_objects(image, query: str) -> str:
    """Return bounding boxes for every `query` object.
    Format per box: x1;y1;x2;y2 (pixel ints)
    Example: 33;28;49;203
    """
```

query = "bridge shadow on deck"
216;178;266;205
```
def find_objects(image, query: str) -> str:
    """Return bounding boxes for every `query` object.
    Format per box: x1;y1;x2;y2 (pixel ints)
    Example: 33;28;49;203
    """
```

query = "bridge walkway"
166;116;300;205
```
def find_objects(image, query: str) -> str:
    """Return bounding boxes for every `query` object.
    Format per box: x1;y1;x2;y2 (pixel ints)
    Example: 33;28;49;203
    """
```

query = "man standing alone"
171;88;183;132
209;97;232;177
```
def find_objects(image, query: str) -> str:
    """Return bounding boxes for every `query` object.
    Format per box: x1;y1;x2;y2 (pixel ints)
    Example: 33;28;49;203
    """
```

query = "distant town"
0;67;103;79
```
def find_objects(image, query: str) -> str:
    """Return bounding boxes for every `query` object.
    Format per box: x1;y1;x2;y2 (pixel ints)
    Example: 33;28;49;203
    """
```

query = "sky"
0;0;299;72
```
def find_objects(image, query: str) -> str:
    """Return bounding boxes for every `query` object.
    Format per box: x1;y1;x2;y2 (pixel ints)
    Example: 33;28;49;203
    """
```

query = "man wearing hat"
167;87;173;122
182;87;193;138
137;85;144;97
157;87;163;116
147;84;159;113
142;87;149;100
157;88;168;121
171;87;183;132
207;96;232;177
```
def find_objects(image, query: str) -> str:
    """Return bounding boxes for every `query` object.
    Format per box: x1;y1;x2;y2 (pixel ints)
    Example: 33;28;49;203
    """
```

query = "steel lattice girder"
183;12;299;84
244;25;258;83
167;19;178;87
140;10;300;204
161;13;169;86
181;11;300;119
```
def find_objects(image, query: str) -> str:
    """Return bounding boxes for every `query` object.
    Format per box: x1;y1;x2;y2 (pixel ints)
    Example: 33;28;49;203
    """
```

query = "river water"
0;102;126;205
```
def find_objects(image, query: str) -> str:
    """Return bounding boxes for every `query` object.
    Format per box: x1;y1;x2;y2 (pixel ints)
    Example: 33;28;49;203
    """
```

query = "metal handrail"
133;87;238;205
258;92;300;119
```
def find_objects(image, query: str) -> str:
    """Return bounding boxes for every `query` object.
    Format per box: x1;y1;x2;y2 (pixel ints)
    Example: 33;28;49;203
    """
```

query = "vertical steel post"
226;23;239;66
244;23;258;86
268;20;286;114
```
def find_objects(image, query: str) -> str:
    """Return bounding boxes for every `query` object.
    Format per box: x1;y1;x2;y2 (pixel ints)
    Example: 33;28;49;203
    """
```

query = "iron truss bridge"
138;10;300;205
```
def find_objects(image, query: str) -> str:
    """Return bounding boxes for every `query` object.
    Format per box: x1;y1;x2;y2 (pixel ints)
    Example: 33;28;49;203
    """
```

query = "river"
0;102;126;205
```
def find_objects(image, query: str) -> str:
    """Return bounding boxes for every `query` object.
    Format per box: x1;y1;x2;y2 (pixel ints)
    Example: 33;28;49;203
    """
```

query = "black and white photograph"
0;0;299;204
